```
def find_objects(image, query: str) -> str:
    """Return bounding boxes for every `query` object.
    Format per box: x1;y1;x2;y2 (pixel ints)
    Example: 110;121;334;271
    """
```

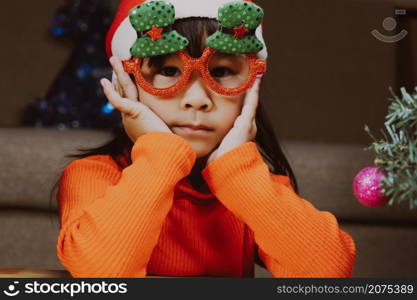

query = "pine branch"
364;86;417;209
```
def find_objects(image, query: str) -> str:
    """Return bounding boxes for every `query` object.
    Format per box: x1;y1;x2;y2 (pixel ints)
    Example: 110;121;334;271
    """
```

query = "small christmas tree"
21;0;119;130
353;86;417;209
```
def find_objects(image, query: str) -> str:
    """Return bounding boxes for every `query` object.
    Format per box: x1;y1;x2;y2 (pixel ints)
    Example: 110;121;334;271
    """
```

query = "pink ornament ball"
353;166;389;207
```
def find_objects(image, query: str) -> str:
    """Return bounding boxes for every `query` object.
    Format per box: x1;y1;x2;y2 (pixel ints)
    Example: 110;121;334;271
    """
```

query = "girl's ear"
205;1;265;55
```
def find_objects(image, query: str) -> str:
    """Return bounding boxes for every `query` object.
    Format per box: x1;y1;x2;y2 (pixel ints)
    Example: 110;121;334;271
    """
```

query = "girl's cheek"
225;98;245;122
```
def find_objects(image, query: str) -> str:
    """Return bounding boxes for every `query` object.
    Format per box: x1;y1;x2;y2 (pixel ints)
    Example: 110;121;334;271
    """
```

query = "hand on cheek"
206;76;262;166
100;57;172;143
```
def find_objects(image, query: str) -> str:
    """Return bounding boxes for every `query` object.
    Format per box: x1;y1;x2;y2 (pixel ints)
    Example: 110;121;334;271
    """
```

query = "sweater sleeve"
56;131;196;278
201;142;356;278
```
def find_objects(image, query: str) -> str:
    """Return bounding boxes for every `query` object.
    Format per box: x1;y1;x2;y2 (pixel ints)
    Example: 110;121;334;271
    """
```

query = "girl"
56;0;356;278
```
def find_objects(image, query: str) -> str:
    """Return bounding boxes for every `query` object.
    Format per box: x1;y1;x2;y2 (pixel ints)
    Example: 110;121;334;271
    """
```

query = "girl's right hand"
100;56;172;143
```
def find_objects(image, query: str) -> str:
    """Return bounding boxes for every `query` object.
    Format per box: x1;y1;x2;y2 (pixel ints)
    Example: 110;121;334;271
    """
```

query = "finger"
100;78;142;118
252;119;257;138
207;148;219;165
241;76;261;122
110;57;137;100
112;74;124;97
233;115;245;127
109;56;138;101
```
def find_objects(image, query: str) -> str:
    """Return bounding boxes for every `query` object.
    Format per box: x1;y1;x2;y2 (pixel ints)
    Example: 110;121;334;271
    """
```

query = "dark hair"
49;17;299;269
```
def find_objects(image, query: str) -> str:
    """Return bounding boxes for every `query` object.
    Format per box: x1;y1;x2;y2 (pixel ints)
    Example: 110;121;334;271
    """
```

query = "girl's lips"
172;126;214;136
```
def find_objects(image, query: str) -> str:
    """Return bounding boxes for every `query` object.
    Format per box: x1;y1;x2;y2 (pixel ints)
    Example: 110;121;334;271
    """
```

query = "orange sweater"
56;131;356;278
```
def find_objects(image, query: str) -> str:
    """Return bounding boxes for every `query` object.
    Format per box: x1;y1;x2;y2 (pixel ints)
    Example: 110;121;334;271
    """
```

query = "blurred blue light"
102;102;115;114
76;64;93;80
51;27;65;36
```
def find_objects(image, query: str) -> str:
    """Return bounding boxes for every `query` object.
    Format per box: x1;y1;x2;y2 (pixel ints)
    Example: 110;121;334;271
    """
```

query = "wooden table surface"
0;269;180;278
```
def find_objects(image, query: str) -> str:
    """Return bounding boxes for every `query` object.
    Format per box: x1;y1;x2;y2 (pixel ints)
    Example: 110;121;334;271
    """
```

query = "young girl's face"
137;56;246;158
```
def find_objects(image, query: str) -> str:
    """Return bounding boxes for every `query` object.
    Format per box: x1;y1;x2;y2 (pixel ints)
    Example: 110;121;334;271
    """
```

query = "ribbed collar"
176;177;217;201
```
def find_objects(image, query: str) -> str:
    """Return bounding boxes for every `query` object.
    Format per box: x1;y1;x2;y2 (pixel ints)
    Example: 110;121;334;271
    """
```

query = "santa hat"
105;0;268;61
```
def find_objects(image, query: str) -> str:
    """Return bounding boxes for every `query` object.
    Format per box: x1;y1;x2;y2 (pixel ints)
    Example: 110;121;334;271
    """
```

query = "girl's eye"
159;66;181;77
210;67;235;78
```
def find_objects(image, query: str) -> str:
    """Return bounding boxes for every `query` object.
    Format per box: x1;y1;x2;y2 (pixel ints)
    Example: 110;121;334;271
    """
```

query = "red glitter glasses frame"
122;47;267;98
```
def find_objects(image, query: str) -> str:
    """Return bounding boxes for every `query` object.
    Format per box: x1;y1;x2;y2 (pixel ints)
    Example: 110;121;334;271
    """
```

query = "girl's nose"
180;71;213;112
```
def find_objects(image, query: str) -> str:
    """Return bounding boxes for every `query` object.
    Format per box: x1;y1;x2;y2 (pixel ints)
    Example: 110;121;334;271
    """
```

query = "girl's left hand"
206;76;262;166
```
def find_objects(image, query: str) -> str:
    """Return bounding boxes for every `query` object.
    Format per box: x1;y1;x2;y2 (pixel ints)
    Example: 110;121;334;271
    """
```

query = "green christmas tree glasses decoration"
129;1;189;57
206;1;265;55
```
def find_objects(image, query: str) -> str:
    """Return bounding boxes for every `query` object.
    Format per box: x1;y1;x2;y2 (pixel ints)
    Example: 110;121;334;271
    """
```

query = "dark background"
0;0;416;278
0;0;415;144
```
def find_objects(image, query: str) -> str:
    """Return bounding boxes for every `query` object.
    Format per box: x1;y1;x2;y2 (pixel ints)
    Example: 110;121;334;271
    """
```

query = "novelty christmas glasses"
122;48;266;97
122;0;267;97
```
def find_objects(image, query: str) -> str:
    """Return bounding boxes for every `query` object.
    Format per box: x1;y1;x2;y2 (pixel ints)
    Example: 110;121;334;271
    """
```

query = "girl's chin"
195;147;216;158
171;133;218;157
185;141;216;158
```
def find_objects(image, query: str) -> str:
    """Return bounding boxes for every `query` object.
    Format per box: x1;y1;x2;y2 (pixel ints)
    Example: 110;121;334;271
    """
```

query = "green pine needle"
364;86;417;209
